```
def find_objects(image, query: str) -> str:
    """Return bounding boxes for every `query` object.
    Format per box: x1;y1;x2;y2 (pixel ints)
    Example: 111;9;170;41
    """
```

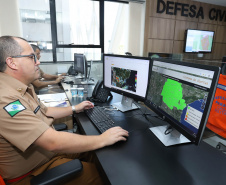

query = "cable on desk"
133;102;166;129
164;125;173;135
133;101;157;118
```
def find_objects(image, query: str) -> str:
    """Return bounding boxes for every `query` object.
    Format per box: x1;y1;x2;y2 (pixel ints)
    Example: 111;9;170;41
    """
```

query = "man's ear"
5;57;18;70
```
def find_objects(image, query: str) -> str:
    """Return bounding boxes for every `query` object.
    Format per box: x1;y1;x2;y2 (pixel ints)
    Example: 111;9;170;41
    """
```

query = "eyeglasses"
10;54;37;64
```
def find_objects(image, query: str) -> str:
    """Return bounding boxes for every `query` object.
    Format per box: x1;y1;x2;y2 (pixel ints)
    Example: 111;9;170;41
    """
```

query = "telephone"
87;80;112;103
68;66;78;76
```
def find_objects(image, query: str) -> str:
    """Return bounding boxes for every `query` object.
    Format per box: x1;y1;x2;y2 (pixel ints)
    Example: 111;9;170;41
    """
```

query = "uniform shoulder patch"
3;100;26;117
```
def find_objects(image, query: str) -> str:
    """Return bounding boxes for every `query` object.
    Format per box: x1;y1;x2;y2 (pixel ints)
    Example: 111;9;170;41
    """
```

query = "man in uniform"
30;44;65;89
0;36;129;185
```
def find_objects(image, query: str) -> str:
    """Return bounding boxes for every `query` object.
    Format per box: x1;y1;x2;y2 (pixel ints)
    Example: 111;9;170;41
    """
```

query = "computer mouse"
90;102;95;106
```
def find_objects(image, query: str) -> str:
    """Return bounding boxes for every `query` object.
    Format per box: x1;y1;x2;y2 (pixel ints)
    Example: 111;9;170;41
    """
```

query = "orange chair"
206;74;226;138
0;175;6;185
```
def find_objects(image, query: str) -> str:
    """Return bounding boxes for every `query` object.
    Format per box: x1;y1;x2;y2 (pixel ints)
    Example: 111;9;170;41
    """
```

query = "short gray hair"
0;36;24;72
30;44;41;52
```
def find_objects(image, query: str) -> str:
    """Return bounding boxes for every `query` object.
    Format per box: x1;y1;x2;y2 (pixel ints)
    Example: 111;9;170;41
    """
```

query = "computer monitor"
103;54;151;112
148;52;172;59
145;58;220;146
74;53;94;84
184;29;214;53
74;53;87;78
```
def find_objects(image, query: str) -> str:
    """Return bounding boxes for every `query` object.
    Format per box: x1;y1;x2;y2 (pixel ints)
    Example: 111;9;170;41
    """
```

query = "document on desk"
37;93;67;102
48;101;68;107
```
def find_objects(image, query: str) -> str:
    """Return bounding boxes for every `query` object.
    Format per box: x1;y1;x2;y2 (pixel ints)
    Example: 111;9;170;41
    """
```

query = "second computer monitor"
74;53;87;79
145;58;220;146
103;54;151;112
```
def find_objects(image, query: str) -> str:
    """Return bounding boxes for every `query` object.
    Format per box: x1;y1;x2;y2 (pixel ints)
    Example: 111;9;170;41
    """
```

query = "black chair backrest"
221;56;226;75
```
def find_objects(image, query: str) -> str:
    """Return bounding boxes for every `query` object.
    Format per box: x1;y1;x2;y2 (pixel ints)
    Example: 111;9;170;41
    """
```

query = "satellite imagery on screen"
111;67;137;93
185;30;214;52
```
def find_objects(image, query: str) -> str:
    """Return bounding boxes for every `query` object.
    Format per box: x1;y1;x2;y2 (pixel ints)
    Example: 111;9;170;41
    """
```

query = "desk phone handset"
68;66;78;76
87;80;112;103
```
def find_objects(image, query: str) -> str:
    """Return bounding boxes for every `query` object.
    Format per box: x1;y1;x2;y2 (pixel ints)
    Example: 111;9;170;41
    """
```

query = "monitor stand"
79;62;94;85
112;96;139;112
150;125;190;146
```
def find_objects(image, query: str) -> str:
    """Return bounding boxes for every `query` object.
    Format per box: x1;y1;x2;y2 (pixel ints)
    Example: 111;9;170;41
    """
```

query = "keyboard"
64;76;75;81
84;106;115;133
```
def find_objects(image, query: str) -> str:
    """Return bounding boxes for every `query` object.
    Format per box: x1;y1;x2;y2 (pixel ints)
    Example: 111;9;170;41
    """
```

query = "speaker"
221;56;226;75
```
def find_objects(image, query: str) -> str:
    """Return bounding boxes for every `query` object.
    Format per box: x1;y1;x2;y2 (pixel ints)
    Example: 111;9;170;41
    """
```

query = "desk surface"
61;82;226;185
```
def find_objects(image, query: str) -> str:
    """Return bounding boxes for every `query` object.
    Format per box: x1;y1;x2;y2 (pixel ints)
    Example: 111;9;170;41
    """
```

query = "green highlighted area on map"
161;79;186;110
193;35;213;51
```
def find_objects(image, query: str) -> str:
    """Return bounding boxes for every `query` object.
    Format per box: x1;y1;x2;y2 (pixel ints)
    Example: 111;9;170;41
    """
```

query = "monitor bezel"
184;29;215;53
144;58;220;145
103;54;151;101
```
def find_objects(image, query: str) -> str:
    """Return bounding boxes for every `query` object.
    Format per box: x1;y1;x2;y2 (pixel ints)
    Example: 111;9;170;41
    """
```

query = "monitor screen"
184;29;214;53
145;58;220;145
103;54;150;112
74;53;87;77
148;52;172;59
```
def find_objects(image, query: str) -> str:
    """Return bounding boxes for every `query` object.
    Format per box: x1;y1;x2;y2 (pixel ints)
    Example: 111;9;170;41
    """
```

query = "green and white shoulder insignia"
4;100;26;117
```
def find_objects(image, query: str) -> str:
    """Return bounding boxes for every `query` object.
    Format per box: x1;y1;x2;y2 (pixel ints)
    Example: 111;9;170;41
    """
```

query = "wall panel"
147;39;173;53
174;20;197;40
215;25;226;43
148;17;175;39
144;0;226;64
198;3;218;25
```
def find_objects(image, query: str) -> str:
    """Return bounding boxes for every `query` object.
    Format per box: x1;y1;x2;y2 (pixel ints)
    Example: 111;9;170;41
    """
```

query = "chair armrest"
53;123;68;131
30;159;83;185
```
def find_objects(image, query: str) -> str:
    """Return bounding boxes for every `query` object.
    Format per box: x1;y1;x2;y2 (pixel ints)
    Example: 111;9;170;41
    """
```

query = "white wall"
128;2;146;56
0;0;22;37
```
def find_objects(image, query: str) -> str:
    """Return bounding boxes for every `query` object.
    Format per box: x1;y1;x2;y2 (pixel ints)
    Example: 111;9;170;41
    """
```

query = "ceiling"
193;0;226;7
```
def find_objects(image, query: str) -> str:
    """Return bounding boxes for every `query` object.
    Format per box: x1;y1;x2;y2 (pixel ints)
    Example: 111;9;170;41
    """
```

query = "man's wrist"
71;105;76;114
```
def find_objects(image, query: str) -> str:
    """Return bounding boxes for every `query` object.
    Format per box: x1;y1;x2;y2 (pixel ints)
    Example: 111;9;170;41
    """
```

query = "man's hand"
100;127;129;146
60;73;67;76
74;101;94;113
55;76;63;84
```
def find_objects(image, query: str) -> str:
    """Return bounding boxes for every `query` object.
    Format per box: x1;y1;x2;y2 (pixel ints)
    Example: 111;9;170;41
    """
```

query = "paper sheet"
38;93;67;102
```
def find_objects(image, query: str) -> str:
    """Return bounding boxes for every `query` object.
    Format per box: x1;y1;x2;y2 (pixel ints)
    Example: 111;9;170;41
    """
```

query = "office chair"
0;159;83;185
53;123;68;131
125;52;132;56
221;57;226;75
221;63;226;75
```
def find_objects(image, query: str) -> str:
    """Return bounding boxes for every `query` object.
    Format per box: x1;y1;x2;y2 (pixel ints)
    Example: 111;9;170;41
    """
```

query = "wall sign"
157;0;226;22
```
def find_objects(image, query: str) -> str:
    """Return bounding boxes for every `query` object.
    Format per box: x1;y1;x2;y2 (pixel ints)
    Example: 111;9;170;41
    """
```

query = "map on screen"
185;29;214;53
147;63;211;135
